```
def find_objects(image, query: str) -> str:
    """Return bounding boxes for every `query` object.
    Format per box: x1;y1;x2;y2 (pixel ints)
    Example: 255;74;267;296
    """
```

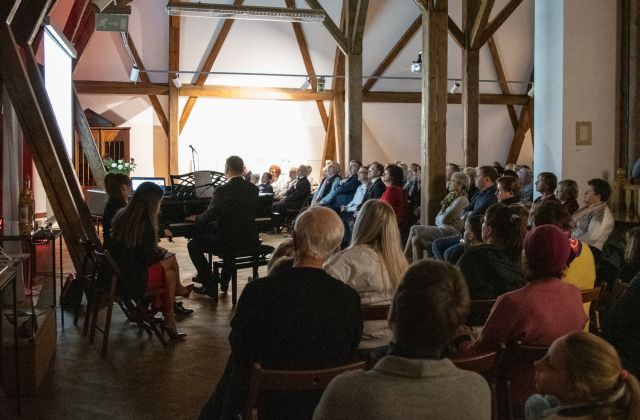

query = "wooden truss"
0;0;101;270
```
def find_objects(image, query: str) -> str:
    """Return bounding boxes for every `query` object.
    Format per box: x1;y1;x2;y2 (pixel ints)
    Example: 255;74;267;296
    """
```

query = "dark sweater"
225;267;363;420
102;200;125;249
602;274;640;377
457;244;525;299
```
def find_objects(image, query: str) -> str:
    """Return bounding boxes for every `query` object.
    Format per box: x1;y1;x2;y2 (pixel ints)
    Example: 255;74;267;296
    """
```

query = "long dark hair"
111;182;163;249
484;203;526;262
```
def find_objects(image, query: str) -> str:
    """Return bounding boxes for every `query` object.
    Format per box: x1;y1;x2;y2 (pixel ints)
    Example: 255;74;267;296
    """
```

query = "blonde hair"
351;200;408;291
559;332;640;419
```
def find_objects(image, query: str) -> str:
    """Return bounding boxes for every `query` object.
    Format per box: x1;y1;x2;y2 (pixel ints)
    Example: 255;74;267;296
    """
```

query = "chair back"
468;299;496;326
581;287;602;304
245;361;366;420
452;350;499;375
360;304;390;321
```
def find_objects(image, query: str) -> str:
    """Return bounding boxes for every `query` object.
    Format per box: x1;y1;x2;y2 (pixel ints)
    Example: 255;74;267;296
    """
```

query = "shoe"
193;286;209;295
161;324;186;340
177;284;194;298
192;276;203;284
174;301;194;315
220;277;230;294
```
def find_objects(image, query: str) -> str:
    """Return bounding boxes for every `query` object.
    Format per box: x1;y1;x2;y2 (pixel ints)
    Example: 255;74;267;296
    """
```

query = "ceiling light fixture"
171;73;182;88
449;81;461;94
130;65;140;83
166;2;325;23
300;77;311;90
411;51;422;73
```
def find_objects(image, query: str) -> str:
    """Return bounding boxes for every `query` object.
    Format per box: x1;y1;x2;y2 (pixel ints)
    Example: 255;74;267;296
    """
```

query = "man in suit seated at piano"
273;165;311;216
186;155;259;295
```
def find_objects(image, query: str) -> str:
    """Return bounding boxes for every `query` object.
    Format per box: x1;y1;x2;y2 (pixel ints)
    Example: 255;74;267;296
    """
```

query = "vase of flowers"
104;157;137;174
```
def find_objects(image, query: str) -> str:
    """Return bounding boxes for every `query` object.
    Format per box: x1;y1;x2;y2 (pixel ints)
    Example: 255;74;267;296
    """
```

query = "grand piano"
158;171;276;238
159;171;226;238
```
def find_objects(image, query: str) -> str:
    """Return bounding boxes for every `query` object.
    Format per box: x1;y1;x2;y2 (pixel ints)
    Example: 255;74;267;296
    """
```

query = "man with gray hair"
200;206;363;420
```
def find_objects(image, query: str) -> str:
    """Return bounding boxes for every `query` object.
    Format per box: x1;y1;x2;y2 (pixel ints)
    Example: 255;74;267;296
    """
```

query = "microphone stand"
190;146;197;171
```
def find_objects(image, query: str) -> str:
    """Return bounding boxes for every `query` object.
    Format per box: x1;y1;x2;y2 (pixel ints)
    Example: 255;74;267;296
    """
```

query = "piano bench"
210;245;275;305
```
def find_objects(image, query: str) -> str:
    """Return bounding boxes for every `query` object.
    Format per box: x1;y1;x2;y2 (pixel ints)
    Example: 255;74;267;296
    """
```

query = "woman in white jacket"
572;178;614;252
404;171;470;262
325;200;408;353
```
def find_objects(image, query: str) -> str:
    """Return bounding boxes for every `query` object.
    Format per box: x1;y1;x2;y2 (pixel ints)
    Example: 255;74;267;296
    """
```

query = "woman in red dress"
380;164;408;230
109;182;192;338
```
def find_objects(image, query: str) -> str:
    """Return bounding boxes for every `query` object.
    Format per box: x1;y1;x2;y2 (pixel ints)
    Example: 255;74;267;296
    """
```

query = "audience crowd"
102;155;640;419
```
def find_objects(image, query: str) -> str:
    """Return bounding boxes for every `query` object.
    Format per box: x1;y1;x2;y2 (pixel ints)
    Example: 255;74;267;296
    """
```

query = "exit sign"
95;13;129;32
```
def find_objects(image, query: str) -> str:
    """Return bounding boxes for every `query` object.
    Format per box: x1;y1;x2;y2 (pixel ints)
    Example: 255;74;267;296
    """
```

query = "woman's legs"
158;255;185;331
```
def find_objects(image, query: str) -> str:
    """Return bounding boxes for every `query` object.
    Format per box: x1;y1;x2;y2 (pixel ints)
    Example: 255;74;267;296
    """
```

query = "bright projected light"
44;25;76;159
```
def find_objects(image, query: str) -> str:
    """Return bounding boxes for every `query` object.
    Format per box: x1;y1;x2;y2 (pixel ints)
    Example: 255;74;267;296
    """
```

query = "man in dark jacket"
273;165;311;213
198;207;363;420
187;155;259;294
319;160;362;211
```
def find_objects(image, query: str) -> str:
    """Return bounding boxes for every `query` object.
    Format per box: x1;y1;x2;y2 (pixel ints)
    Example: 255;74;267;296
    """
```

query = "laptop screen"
130;177;166;193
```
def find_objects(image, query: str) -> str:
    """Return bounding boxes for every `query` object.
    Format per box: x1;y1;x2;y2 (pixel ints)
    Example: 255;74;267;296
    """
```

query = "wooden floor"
5;232;286;419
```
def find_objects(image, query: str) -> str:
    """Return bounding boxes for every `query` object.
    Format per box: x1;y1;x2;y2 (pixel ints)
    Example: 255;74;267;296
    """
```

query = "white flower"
117;164;123;170
111;163;117;168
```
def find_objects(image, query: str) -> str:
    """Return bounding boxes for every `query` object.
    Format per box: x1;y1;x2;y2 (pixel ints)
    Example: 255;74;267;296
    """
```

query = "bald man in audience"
199;207;363;420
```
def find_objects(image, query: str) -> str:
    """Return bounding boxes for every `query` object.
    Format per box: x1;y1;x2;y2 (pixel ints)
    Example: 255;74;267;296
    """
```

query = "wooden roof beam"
168;15;179;175
72;3;95;68
286;0;328;131
470;0;494;49
448;16;465;48
304;0;349;54
63;0;90;41
363;15;421;93
477;0;523;46
487;36;518;130
125;33;169;138
11;0;52;45
179;0;243;134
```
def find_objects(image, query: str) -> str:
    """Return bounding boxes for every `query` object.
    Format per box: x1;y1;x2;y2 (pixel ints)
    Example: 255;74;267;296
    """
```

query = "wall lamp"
166;2;325;23
410;51;422;73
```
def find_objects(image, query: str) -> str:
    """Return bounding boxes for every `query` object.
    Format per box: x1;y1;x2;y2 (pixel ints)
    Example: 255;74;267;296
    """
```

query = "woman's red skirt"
147;262;171;313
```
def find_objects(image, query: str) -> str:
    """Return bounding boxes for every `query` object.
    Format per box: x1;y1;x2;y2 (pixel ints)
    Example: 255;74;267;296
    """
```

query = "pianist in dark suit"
186;155;259;294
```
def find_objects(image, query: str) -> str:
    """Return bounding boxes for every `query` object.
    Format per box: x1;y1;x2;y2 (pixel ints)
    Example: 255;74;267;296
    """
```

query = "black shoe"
193;286;209;295
219;277;230;294
174;301;194;315
192;276;203;284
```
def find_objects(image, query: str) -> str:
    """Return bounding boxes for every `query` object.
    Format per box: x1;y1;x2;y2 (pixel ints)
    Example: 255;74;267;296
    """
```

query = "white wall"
74;0;535;180
534;0;616;196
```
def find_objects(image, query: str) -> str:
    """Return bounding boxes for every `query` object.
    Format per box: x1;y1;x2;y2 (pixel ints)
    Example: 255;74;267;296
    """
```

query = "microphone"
189;144;197;153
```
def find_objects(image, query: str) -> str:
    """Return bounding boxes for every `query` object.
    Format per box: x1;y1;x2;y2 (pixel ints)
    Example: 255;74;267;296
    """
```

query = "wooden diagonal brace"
305;0;349;54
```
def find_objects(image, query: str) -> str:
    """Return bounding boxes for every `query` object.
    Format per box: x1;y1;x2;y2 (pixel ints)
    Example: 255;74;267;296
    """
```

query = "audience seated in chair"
314;259;492;420
338;166;369;247
269;165;287;197
404;163;421;225
602;272;640;379
380;164;408;231
108;182;193;339
325;200;408;356
257;172;273;194
533;172;559;208
311;161;341;206
554;179;580;216
572;178;615;255
274;167;298;200
496;175;523;205
318;160;362;211
199;207;362;420
459;225;587;417
619;227;640;283
404;171;469;262
273;165;311;215
432;165;498;264
361;162;386;208
525;331;640;420
186;155;259;297
531;200;596;318
456;203;526;299
102;172;131;250
517;166;534;203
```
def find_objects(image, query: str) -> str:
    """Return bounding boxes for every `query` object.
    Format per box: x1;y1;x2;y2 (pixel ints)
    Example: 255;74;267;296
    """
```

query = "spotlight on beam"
449;81;461;94
130;65;140;83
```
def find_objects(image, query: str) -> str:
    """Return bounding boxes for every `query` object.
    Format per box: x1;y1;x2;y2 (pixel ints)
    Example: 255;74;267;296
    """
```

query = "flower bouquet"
104;157;136;174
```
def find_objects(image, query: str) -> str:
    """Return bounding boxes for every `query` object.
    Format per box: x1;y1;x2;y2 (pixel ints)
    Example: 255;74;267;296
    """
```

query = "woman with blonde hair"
325;199;408;353
526;331;640;420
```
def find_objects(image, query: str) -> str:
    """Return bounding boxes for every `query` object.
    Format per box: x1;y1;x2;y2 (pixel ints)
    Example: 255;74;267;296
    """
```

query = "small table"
0;266;20;414
0;230;64;325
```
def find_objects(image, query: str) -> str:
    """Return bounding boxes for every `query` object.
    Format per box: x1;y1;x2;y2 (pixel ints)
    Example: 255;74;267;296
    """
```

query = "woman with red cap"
460;224;587;417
